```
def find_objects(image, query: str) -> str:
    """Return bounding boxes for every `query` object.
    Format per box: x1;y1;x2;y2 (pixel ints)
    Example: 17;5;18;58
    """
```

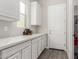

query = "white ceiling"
30;0;66;6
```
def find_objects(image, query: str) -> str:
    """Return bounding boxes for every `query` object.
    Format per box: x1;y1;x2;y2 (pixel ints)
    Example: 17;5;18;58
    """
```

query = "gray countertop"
0;33;47;51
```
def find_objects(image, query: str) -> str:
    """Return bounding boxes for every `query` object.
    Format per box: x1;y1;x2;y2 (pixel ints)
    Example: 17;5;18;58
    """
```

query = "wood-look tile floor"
38;49;68;59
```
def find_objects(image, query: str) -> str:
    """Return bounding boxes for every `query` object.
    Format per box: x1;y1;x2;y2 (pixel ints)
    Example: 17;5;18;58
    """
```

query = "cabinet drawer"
1;41;31;59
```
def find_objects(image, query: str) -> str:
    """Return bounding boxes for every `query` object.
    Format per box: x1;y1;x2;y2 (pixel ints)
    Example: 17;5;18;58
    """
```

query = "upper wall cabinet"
0;0;19;22
31;1;41;26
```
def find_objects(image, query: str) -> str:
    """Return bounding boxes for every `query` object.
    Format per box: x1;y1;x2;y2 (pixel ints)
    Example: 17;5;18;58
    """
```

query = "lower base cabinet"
42;38;45;51
32;35;47;59
43;36;47;49
22;46;31;59
42;35;47;51
37;38;42;56
32;39;38;59
0;34;47;59
7;52;21;59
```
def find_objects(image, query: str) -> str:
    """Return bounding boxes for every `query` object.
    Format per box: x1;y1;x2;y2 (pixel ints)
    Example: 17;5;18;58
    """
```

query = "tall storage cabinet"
0;0;19;21
31;1;41;26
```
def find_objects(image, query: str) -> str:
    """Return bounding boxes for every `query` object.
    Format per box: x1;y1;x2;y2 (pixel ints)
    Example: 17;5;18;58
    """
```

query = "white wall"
0;0;37;38
36;0;48;33
0;21;25;38
37;0;66;33
0;20;38;38
0;0;48;38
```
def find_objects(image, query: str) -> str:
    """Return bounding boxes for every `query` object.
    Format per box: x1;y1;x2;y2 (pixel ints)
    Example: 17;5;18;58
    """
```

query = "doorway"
48;3;66;51
74;6;78;59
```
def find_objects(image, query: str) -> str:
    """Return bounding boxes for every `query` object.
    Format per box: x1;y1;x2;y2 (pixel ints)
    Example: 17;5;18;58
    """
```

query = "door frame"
48;3;67;50
66;0;74;59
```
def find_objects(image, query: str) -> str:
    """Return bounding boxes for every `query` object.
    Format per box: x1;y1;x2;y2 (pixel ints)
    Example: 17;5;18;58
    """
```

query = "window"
17;1;25;28
20;1;25;14
17;0;30;28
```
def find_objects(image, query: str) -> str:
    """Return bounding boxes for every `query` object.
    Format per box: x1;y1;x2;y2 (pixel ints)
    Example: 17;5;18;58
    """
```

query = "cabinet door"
7;52;21;59
0;0;19;21
37;38;42;56
42;38;45;51
42;35;47;50
45;37;47;48
32;43;38;59
44;36;47;48
22;46;31;59
31;2;41;26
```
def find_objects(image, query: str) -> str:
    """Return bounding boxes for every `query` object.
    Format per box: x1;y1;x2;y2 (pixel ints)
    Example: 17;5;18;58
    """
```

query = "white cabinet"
0;34;47;59
0;0;19;21
7;52;21;59
31;1;41;26
41;35;47;51
32;39;38;59
43;36;47;48
1;41;31;59
42;37;45;51
32;35;47;59
37;38;42;56
32;43;38;59
22;46;31;59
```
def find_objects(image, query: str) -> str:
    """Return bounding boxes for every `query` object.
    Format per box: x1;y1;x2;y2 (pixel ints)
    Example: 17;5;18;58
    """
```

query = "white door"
22;46;31;59
48;4;66;50
7;52;21;59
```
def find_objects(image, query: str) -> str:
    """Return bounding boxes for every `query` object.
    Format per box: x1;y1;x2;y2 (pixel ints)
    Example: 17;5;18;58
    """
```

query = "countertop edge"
0;33;47;51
